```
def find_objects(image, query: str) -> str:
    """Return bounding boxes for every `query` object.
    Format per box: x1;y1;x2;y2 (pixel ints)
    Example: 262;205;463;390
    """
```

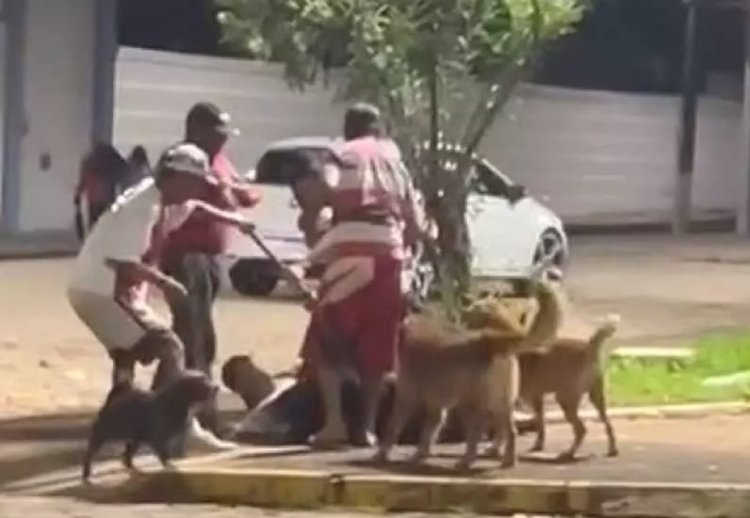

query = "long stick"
244;228;354;369
244;228;311;296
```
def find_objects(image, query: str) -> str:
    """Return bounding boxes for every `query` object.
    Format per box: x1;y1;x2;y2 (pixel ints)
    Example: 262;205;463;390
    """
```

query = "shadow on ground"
0;407;248;487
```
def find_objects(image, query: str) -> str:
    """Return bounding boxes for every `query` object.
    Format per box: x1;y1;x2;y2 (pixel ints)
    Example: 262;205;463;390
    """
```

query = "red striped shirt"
308;137;419;263
162;150;260;259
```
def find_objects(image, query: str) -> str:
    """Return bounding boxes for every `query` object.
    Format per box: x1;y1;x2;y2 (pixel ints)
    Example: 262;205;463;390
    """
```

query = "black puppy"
81;370;217;482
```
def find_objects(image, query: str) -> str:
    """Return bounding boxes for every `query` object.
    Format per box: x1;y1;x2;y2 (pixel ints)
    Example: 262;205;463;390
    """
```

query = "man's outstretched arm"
105;258;187;300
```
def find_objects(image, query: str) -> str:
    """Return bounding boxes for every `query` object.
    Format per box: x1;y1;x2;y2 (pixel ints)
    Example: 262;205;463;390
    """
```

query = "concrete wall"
16;0;95;232
485;84;741;224
115;47;743;225
2;9;740;236
115;47;345;173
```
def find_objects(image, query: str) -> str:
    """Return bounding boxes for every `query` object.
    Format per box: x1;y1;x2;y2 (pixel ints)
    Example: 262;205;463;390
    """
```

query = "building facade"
0;0;747;241
0;0;116;237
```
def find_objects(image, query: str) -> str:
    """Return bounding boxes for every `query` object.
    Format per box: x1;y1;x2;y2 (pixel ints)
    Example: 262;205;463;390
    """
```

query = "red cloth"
308;137;420;262
162;151;260;259
299;256;403;378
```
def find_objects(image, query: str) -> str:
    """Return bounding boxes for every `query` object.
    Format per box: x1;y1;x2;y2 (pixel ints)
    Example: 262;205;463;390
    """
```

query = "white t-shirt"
68;178;192;300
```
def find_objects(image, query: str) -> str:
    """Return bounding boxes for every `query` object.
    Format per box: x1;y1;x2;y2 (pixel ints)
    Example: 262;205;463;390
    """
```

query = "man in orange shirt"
161;102;260;435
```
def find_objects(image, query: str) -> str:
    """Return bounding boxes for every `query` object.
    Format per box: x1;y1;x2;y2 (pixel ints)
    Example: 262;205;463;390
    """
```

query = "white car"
223;137;569;296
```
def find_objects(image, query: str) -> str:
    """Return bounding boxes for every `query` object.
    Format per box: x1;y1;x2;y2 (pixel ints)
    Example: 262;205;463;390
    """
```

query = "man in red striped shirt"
160;102;261;435
297;103;422;447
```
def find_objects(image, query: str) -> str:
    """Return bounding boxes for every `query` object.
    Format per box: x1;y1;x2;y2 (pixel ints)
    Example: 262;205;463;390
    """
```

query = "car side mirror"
507;184;527;204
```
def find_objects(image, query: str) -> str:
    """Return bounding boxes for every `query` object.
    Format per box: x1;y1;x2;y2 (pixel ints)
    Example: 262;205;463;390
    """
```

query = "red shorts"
300;255;403;379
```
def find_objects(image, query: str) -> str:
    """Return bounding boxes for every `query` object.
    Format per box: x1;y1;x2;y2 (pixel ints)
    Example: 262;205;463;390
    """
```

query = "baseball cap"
155;143;218;185
185;102;240;137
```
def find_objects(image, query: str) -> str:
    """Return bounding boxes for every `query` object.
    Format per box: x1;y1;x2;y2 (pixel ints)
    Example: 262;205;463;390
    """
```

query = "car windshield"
471;159;513;198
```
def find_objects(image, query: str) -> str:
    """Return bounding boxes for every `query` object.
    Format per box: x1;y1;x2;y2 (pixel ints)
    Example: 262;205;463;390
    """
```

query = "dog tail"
588;313;620;352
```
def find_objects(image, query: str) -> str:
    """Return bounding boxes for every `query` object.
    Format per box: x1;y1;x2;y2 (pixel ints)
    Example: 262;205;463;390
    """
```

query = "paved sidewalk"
201;413;750;484
5;235;750;419
2;414;747;491
0;497;562;517
2;413;749;517
3;412;750;488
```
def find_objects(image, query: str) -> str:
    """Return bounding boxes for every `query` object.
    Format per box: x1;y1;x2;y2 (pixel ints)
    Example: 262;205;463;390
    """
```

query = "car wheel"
229;259;280;297
533;229;567;269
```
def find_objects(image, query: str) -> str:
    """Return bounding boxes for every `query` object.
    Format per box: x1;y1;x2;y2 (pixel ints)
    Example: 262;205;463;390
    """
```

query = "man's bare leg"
355;374;384;447
310;363;348;448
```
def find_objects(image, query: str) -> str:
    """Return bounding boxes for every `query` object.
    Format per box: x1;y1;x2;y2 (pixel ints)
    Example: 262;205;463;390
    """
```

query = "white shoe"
185;417;239;452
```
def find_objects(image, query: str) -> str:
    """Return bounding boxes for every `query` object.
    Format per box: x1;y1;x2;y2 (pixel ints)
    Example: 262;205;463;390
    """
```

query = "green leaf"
213;0;585;289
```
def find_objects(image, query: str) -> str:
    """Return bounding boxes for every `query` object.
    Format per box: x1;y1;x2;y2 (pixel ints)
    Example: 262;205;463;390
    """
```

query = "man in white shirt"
68;143;254;391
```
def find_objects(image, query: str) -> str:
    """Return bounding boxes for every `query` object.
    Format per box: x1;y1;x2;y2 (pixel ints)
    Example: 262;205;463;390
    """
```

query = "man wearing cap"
295;103;423;447
67;143;255;392
160;102;260;434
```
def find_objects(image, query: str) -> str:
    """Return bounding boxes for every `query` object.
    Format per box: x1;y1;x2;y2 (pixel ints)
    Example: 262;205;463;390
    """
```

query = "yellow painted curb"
340;474;581;515
97;467;750;517
129;468;334;509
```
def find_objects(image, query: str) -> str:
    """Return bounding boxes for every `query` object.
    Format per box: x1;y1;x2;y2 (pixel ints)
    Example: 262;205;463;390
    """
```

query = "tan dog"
518;314;620;461
374;279;562;470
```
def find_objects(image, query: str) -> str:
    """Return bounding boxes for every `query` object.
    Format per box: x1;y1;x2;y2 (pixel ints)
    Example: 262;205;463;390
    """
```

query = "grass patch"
607;332;750;407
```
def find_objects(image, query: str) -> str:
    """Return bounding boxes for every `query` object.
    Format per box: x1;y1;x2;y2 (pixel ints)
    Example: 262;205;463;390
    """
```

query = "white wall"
17;0;95;232
115;47;345;174
115;48;743;226
8;11;741;235
484;84;741;224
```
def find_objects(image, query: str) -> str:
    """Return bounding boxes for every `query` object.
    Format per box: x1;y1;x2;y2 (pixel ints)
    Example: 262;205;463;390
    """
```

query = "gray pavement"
3;414;749;497
210;414;750;485
4;234;750;421
2;234;750;516
0;497;562;517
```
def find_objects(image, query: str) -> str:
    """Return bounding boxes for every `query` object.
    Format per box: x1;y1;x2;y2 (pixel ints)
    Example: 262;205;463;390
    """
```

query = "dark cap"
155;143;218;185
185;102;240;137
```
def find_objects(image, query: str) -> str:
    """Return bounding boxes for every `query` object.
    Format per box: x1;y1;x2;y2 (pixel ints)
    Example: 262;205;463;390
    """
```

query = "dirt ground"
2;233;750;419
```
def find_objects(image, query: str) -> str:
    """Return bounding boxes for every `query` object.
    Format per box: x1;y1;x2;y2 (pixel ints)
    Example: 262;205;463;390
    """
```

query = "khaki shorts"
68;290;168;352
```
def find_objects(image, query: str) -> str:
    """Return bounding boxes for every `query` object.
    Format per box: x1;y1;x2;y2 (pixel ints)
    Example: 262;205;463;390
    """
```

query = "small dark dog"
81;370;217;482
518;314;620;461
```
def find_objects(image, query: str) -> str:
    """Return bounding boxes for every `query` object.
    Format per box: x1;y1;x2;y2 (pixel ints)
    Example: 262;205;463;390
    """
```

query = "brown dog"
518;314;620;461
221;355;276;411
374;279;562;470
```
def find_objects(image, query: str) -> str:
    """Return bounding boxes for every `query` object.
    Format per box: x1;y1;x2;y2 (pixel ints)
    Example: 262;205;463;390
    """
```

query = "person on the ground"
73;142;130;241
294;103;423;447
160;102;261;436
221;354;472;446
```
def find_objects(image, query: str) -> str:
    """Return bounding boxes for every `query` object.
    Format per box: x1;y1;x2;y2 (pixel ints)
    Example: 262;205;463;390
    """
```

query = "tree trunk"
428;159;472;321
436;198;472;293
